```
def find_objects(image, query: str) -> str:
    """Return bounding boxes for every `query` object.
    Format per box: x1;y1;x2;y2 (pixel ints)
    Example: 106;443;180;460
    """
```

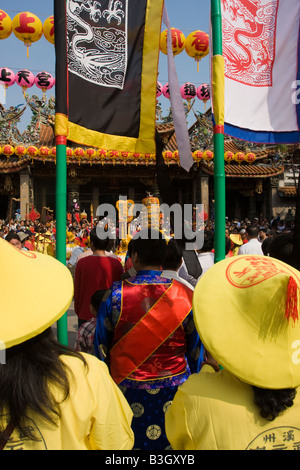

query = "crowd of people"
0;211;299;450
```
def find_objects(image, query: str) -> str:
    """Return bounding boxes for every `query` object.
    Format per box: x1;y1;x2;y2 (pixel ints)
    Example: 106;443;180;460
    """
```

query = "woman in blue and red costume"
94;228;204;450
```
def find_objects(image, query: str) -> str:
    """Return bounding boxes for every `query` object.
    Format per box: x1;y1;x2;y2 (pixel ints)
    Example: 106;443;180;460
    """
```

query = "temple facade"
0;94;298;223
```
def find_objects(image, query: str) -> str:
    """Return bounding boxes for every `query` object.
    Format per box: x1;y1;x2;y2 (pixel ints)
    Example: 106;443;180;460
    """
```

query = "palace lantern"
50;147;56;160
132;152;141;165
12;12;43;57
97;149;107;165
245;152;256;164
180;82;196;109
224;151;235;164
35;71;55;98
197;84;210;104
193;150;203;164
15;145;27;160
66;147;73;163
16;69;35;95
27;145;38;162
162;83;170;99
120;151;129;165
85;148;96;165
185;30;209;72
203;150;214;162
74;148;85;165
2;144;14;159
172;150;180;164
162;150;173;165
43;16;54;44
234;152;246;164
0;67;15;98
39;146;50;163
156;81;163;98
0;10;12;39
160;28;185;56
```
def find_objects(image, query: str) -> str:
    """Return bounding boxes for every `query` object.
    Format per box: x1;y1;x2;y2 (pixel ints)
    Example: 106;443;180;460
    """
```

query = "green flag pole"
56;135;68;346
211;0;225;263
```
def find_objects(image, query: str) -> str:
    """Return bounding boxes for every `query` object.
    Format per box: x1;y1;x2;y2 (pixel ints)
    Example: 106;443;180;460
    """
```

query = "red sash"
110;279;193;384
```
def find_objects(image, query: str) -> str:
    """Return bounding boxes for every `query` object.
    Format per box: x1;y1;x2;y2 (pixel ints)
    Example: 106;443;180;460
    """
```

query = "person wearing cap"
94;228;203;450
238;225;263;255
165;255;300;450
229;233;243;256
0;239;134;450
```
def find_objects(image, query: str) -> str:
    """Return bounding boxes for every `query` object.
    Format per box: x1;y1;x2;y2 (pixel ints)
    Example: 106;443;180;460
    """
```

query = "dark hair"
261;236;273;256
225;237;231;255
198;230;214;252
5;231;21;243
0;328;87;440
252;386;296;421
246;226;259;239
132;229;167;266
89;228;110;251
268;232;293;265
162;239;183;271
90;289;107;312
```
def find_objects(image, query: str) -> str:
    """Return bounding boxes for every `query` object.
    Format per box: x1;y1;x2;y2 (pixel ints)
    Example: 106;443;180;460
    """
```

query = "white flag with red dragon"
221;0;300;144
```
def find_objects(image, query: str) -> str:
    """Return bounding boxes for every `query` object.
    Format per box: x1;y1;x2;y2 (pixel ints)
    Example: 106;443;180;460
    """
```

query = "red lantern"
224;151;234;164
203;150;214;162
185;30;209;71
234;152;246;164
245;152;256;164
160;28;185;56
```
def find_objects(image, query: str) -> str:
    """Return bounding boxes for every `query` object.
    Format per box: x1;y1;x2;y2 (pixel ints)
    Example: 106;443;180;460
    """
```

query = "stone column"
19;171;31;220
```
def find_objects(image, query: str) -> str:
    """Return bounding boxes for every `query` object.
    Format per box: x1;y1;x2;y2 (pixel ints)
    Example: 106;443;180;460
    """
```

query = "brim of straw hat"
0;238;73;349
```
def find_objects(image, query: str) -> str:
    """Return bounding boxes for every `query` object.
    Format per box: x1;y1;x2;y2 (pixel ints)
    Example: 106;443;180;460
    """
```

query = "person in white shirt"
238;225;263;255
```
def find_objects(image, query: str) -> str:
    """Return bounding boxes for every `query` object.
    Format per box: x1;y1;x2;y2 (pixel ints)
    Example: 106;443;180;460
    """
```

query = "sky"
0;0;211;132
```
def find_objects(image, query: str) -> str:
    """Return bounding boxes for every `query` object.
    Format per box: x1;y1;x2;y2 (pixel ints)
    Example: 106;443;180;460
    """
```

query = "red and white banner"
221;0;300;144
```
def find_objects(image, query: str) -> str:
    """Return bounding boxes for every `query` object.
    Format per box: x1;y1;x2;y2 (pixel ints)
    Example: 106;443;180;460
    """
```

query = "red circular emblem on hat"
226;256;300;289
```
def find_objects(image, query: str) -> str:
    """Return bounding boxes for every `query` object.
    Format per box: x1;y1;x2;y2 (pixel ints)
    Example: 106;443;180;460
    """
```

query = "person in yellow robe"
165;255;300;450
0;239;134;450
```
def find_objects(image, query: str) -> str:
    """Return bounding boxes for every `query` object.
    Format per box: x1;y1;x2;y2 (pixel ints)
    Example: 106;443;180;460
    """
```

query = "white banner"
221;0;300;144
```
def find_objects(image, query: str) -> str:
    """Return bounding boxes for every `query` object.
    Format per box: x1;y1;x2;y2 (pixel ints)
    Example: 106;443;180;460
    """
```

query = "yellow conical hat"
0;238;73;349
193;255;300;389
